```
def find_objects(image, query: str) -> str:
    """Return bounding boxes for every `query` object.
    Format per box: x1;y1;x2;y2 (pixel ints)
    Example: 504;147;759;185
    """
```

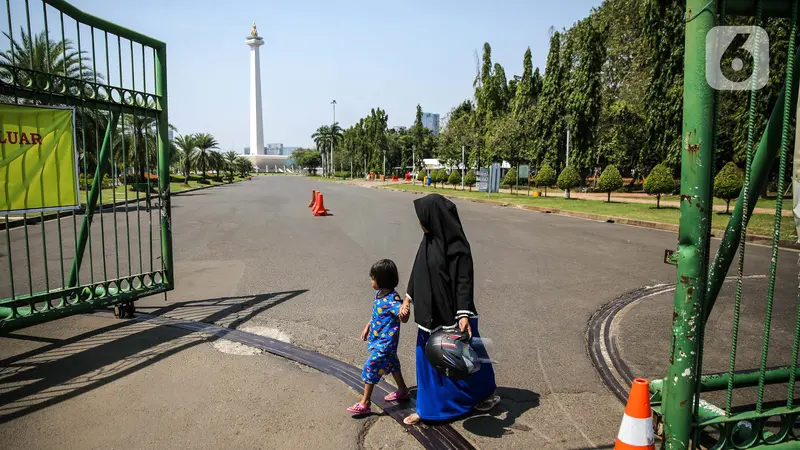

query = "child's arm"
360;322;371;341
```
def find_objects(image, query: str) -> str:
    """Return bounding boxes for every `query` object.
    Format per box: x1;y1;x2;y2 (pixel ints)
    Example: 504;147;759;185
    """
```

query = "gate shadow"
0;289;307;424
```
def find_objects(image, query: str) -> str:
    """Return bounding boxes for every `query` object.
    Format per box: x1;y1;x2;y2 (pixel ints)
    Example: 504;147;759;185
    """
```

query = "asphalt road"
2;175;797;449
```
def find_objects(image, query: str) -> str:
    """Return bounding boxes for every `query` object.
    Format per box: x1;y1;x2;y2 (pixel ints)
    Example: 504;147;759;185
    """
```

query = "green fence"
652;0;800;449
0;0;173;332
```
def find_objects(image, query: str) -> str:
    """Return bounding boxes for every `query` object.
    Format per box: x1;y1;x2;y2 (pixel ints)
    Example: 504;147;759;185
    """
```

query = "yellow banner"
0;104;79;214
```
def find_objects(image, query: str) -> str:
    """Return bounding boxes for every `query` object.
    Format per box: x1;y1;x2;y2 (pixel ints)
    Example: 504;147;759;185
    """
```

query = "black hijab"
407;194;476;330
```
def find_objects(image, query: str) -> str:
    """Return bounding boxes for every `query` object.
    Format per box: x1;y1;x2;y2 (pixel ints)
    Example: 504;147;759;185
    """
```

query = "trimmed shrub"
598;165;624;202
557;166;580;198
535;164;557;197
433;169;448;188
714;162;744;214
417;171;427;183
464;170;477;191
502;167;518;193
644;164;675;208
448;169;462;189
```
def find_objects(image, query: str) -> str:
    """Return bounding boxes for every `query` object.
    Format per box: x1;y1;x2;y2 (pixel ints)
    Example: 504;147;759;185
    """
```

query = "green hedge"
78;173;114;190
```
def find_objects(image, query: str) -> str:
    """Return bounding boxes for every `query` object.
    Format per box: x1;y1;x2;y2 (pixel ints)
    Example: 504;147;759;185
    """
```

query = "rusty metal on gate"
0;0;173;332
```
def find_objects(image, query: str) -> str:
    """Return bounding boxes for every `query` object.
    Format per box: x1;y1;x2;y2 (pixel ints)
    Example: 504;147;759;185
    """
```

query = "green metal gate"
653;0;800;449
0;0;172;332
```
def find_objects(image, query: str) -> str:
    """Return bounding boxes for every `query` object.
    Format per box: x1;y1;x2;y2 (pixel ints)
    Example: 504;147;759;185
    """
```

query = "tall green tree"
513;47;536;116
641;0;684;169
596;100;645;183
596;0;649;109
533;31;568;167
565;17;606;180
492;63;510;115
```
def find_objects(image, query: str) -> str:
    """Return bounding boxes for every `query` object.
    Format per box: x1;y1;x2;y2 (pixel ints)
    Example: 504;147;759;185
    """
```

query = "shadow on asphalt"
139;290;307;330
0;289;307;425
173;192;209;197
461;387;542;438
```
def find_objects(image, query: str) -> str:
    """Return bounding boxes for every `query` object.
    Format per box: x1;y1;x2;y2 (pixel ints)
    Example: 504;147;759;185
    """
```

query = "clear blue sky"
69;0;602;151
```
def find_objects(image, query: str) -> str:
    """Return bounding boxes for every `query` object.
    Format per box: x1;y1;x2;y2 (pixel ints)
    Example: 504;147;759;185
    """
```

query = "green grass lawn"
385;184;796;241
658;194;790;212
4;176;246;222
83;176;246;207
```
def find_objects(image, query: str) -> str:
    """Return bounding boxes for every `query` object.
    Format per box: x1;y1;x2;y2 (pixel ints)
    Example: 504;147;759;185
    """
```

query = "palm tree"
311;124;344;176
0;28;97;86
0;28;105;176
192;133;219;179
328;122;344;173
311;125;330;176
236;157;254;177
172;134;196;186
224;151;239;182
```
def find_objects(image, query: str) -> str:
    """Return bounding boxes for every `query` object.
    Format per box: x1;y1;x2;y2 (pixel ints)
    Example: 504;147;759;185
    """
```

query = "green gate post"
662;1;716;448
156;47;173;289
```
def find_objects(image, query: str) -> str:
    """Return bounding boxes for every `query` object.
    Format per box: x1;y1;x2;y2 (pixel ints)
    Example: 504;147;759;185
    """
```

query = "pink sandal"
347;402;372;415
384;391;411;402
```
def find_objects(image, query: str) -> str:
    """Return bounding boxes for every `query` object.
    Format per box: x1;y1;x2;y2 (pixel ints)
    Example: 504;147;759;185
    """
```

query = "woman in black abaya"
400;193;499;425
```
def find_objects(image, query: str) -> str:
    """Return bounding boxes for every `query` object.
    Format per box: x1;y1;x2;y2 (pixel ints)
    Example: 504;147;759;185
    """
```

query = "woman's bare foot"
403;413;421;425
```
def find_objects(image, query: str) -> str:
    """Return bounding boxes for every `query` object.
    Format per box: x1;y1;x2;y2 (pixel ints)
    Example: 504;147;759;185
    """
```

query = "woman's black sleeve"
406;268;414;302
454;254;476;319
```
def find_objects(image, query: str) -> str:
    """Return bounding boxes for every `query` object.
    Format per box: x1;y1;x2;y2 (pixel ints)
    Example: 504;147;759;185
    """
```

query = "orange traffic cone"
614;378;655;450
313;192;328;216
309;190;317;208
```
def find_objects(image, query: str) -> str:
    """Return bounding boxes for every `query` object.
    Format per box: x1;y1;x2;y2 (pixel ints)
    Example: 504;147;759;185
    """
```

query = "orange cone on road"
313;192;328;216
309;190;317;208
614;378;655;450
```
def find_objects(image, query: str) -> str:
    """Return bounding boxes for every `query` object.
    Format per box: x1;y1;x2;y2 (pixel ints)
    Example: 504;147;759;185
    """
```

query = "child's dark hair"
370;259;399;290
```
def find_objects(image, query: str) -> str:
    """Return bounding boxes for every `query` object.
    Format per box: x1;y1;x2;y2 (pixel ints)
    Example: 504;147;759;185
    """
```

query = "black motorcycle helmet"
425;329;481;380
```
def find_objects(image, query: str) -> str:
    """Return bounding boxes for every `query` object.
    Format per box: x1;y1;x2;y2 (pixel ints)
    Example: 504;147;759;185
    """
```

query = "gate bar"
652;366;800;393
727;0;800;17
41;0;164;48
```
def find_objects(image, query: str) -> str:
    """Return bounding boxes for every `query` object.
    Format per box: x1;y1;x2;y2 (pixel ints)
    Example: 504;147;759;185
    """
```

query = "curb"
376;186;800;250
1;179;246;231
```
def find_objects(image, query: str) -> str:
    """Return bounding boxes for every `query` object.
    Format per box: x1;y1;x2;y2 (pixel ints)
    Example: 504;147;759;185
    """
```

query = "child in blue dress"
347;259;410;415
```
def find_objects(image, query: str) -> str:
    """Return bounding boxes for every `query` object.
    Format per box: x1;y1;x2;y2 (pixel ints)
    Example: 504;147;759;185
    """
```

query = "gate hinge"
664;249;678;266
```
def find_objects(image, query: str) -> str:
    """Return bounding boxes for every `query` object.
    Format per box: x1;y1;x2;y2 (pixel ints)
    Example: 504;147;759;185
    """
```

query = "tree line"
304;0;792;195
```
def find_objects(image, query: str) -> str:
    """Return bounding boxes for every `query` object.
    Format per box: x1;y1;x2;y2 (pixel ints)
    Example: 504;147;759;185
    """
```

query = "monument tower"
246;22;264;156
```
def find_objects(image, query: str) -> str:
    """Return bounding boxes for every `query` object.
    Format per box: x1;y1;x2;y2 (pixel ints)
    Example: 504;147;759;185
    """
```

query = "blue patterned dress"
362;290;402;384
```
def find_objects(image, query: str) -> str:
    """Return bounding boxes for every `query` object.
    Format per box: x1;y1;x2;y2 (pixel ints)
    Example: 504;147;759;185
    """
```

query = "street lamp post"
564;115;571;199
412;146;416;185
461;145;465;190
331;100;336;177
383;148;387;183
